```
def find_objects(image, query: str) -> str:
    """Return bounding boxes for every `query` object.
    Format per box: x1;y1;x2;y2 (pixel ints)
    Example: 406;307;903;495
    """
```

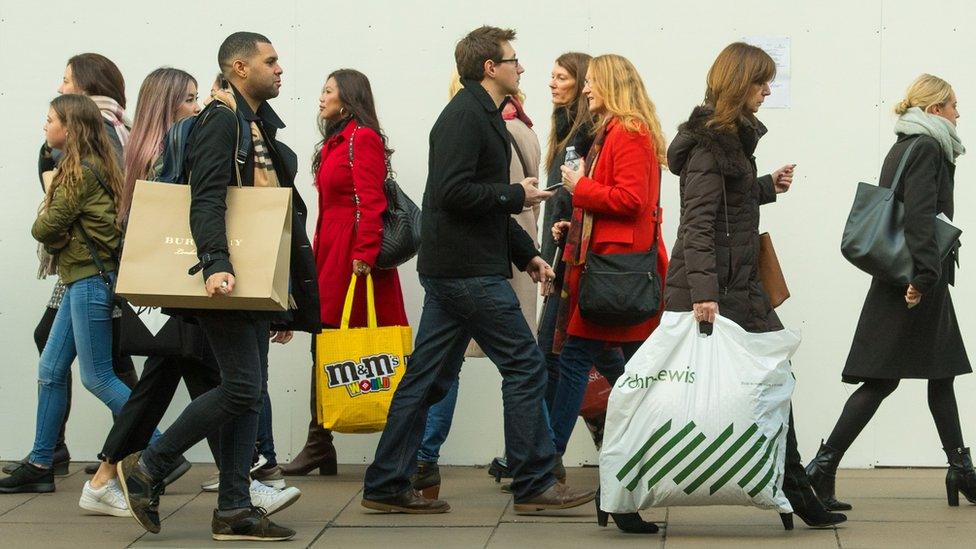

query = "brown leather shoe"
513;482;597;513
361;489;451;514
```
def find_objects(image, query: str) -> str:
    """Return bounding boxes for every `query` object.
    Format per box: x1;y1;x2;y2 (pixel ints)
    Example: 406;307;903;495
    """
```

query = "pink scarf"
90;95;131;147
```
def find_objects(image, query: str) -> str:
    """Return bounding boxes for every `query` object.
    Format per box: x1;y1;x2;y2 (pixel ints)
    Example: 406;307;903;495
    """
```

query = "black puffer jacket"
664;106;780;333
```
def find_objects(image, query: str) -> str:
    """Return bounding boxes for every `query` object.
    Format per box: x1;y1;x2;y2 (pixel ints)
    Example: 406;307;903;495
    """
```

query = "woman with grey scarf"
807;74;973;511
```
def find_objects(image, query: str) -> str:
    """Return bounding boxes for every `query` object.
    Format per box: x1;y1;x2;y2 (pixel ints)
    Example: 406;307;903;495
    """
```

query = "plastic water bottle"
564;146;581;171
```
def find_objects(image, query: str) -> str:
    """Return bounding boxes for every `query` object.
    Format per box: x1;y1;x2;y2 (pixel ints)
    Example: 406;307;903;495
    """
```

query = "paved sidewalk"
0;464;972;548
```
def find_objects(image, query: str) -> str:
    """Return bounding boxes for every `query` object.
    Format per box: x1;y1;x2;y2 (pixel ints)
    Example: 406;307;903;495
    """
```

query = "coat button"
499;195;508;203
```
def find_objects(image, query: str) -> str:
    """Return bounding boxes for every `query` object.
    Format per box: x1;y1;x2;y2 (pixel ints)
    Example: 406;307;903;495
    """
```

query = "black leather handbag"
578;206;662;327
348;126;422;269
841;137;962;285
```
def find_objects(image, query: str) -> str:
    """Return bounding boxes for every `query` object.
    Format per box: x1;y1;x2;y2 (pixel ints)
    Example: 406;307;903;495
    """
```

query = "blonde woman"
550;54;669;533
807;74;971;509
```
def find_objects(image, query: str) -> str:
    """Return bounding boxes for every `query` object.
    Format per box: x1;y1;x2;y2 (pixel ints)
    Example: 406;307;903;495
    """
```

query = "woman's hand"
353;259;371;276
772;164;796;194
560;162;584;194
551;220;571;244
905;284;922;308
693;301;719;323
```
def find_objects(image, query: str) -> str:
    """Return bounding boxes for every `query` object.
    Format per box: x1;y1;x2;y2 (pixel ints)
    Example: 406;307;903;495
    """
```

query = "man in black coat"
362;25;596;514
117;32;318;542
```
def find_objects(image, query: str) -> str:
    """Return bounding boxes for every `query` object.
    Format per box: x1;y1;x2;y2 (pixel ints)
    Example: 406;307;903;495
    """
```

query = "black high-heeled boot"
594;489;659;534
782;478;847;528
944;447;976;506
805;440;853;511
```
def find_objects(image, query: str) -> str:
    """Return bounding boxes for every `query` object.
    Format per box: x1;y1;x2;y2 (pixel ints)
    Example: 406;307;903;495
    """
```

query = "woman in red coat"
550;54;669;534
281;69;407;476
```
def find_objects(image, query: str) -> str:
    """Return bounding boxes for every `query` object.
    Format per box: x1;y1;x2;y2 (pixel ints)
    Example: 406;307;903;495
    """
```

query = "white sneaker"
249;479;301;516
201;456;269;493
79;479;130;517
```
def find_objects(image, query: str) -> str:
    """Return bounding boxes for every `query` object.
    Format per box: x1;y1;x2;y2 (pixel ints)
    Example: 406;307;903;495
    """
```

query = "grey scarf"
894;107;965;164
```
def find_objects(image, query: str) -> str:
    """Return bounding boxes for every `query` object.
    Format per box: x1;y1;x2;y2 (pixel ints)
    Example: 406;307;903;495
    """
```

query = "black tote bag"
841;137;962;285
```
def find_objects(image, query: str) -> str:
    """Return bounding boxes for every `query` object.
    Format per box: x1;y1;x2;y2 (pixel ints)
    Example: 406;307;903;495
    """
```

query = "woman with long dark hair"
5;54;135;479
281;69;407;476
0;95;131;494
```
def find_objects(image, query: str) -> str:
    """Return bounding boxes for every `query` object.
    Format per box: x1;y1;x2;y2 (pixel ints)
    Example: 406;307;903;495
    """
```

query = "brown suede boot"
281;369;338;476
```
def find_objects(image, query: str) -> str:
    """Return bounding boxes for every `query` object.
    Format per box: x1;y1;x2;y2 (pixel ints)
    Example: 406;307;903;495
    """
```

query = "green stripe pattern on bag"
616;420;786;501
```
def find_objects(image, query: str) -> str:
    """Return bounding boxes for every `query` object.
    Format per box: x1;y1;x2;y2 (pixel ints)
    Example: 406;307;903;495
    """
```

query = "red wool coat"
314;121;408;328
563;118;669;342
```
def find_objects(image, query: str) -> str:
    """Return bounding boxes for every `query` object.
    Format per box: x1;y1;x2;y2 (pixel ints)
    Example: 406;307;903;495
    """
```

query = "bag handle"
887;136;922;198
339;273;378;330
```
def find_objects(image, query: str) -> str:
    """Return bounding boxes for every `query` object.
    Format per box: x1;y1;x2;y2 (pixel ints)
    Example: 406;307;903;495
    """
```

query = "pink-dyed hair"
119;67;196;223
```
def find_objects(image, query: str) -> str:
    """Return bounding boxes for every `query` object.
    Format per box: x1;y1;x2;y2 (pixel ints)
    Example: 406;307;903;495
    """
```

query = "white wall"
1;0;973;469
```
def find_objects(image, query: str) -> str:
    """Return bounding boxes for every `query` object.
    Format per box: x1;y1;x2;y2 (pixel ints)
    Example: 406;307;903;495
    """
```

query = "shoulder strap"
76;162;120;277
889;136;923;195
506;130;531;178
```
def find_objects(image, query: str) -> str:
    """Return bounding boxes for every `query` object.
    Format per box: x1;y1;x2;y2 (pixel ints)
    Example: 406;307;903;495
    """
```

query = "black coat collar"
229;84;285;131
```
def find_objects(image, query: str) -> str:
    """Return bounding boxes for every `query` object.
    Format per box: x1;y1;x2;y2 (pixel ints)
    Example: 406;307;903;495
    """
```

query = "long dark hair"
312;69;393;175
545;52;595;170
67;53;126;108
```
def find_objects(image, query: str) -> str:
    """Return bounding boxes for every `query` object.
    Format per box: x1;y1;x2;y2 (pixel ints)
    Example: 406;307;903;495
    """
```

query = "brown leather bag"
758;232;790;308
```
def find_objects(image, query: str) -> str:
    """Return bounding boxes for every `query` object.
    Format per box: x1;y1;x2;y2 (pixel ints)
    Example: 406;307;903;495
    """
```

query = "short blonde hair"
895;74;954;115
588;54;668;166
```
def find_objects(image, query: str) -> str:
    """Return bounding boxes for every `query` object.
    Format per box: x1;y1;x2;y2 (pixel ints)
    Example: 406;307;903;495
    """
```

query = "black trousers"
34;306;138;453
99;349;222;463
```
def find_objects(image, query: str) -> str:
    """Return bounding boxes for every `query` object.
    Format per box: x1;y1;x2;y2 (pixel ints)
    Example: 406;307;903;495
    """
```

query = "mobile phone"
544;183;565;192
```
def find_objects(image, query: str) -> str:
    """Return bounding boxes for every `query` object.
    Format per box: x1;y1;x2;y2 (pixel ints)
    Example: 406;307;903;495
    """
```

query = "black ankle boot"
805;440;853;511
411;461;441;499
594;489;659;534
782;480;847;528
944;447;976;506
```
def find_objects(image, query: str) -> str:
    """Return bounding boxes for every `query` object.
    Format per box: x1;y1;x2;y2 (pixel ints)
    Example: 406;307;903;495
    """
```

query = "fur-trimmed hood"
667;106;766;178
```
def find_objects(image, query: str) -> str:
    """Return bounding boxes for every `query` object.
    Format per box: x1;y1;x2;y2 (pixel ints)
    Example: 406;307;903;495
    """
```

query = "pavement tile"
487;522;664;548
663;522;838;548
313;526;493;548
836;520;976;549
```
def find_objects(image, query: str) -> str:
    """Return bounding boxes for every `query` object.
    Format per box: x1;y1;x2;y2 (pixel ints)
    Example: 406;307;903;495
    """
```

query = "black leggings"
826;377;964;452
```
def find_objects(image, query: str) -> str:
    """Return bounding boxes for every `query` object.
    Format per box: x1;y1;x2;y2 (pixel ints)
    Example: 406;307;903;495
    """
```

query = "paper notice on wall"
744;36;791;109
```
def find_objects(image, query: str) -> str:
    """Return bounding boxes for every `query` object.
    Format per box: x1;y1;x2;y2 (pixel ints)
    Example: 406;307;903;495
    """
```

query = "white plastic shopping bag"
600;312;800;513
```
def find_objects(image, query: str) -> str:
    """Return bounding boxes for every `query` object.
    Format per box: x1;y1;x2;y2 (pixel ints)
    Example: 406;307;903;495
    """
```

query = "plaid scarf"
250;123;280;188
210;89;279;188
90;95;131;147
552;123;608;353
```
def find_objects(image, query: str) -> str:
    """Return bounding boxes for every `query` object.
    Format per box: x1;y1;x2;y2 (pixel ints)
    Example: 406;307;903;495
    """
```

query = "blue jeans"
417;377;460;463
142;317;269;510
365;275;557;502
549;336;635;455
30;274;151;466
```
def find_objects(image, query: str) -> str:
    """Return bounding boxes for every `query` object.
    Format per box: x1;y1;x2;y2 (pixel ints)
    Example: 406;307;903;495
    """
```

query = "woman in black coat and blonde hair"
807;73;972;510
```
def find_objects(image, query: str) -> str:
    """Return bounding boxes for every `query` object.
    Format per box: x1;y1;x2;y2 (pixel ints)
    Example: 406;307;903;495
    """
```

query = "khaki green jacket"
31;158;121;285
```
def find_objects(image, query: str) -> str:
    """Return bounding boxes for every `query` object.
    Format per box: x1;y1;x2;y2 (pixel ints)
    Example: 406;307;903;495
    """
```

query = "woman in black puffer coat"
665;42;845;529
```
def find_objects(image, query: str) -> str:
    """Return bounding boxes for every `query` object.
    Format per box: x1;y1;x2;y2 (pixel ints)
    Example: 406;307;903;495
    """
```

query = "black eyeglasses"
496;57;520;67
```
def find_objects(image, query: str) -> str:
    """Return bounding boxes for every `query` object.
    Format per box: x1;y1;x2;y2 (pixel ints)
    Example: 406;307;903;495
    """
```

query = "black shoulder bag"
348;126;422;269
577;170;663;327
76;164;196;357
